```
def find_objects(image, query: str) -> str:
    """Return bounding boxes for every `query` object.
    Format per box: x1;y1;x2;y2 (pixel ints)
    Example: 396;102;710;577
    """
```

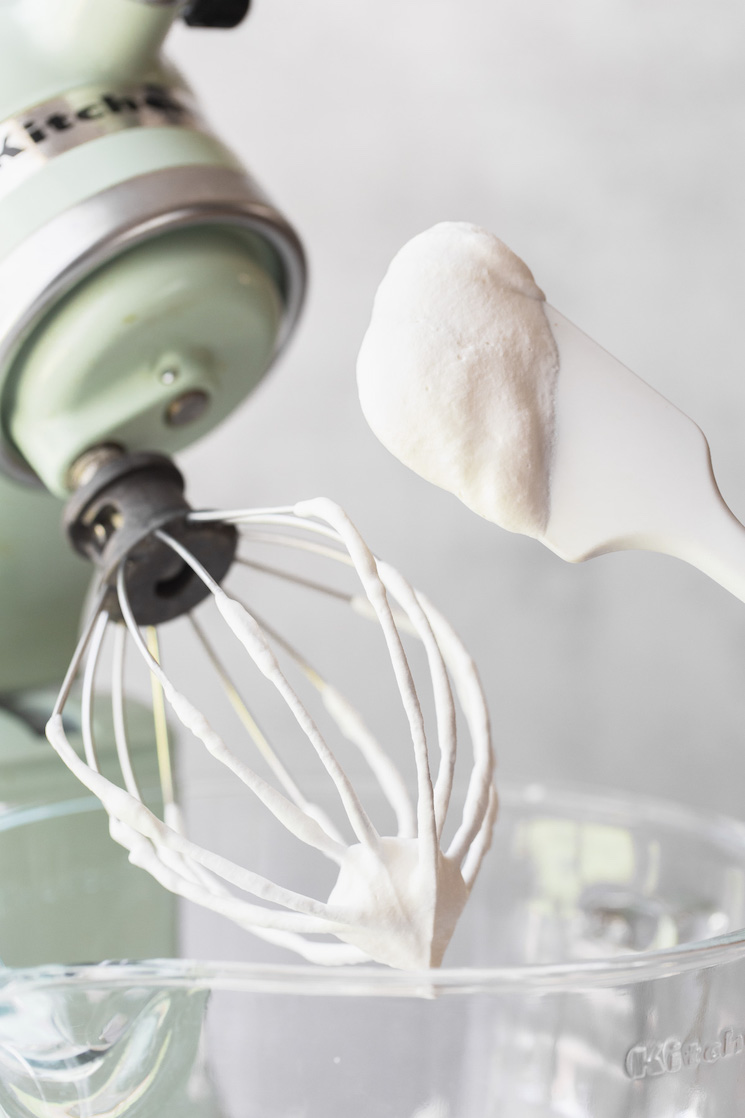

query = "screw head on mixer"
164;389;210;427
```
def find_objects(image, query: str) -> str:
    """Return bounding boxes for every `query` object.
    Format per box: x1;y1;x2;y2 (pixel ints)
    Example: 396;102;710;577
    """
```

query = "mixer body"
0;0;306;695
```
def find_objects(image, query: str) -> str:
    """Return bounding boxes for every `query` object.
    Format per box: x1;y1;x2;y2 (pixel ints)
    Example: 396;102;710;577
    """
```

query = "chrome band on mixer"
0;84;204;201
0;166;307;486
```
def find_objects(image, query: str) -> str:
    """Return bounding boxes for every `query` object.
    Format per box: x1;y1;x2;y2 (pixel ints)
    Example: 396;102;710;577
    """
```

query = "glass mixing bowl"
1;780;744;1118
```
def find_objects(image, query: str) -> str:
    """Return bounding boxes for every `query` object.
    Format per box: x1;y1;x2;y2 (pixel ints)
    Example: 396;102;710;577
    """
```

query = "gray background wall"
169;2;745;820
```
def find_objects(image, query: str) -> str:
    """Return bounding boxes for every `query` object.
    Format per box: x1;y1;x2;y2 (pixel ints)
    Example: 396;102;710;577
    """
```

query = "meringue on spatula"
357;222;745;604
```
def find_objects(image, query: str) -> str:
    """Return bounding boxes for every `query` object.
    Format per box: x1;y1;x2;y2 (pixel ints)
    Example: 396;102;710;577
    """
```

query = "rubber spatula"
543;308;745;603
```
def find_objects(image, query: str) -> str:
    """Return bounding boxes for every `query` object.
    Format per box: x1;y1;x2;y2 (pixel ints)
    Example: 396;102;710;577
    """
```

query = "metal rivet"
67;443;125;490
165;390;210;427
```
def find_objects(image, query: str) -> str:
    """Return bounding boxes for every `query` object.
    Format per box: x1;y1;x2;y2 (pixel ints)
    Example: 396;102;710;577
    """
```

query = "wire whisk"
47;493;496;969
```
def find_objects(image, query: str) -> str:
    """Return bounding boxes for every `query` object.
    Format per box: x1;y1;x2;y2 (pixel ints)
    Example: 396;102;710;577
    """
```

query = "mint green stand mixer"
0;0;305;967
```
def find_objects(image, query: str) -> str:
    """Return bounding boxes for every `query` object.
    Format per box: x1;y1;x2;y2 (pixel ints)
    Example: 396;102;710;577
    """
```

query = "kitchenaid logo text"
625;1027;744;1079
0;84;198;188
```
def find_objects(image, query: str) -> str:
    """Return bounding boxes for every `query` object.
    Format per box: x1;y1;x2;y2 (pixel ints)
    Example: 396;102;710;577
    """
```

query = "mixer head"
0;0;305;495
0;0;306;693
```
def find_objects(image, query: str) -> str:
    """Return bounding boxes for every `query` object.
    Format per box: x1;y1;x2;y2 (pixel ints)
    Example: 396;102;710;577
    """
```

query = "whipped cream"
328;838;468;969
357;222;559;537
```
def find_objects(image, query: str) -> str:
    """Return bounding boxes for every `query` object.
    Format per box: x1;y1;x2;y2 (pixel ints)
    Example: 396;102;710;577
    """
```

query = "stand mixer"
0;0;303;695
0;0;496;976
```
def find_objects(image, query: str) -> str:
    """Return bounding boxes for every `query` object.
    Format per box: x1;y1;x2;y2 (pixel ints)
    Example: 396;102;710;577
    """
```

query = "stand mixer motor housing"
0;0;306;694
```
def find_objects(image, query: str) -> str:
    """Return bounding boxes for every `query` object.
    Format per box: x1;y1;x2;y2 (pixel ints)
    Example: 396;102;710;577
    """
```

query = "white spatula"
544;308;745;603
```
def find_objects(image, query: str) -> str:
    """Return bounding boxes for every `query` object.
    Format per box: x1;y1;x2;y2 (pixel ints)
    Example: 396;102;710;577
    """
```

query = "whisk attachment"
49;493;496;969
64;450;237;626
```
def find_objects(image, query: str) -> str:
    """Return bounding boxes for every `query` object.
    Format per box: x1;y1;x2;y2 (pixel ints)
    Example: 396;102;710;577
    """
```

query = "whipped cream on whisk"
46;497;496;971
357;222;559;536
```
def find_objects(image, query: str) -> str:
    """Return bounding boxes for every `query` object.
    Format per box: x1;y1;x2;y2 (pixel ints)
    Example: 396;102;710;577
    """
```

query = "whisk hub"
64;451;237;625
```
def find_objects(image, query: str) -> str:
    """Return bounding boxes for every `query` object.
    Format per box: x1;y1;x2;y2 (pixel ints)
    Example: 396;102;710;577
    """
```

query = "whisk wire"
157;528;383;852
232;600;417;840
81;610;108;774
234;556;352;603
51;583;109;720
146;627;176;813
294;500;439;863
239;529;355;567
189;612;346;845
111;622;144;801
112;620;222;891
375;561;457;841
116;561;352;862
